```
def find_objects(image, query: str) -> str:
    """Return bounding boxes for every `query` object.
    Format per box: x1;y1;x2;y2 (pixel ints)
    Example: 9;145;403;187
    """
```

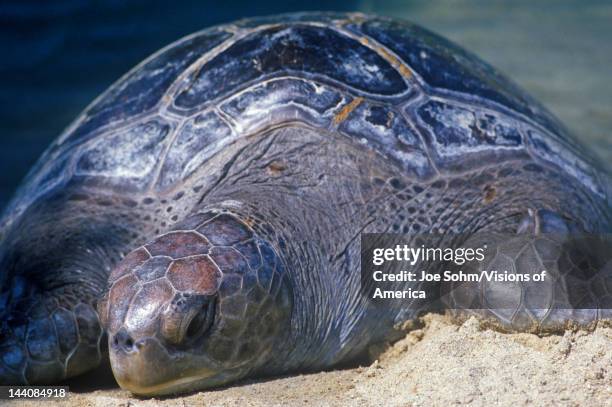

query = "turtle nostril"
112;329;137;353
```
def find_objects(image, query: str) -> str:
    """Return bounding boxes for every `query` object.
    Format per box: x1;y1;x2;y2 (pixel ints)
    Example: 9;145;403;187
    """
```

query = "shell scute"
172;24;408;112
157;111;233;190
59;29;232;147
349;18;551;128
338;100;433;178
75;118;171;188
220;78;345;135
526;129;603;198
415;99;527;170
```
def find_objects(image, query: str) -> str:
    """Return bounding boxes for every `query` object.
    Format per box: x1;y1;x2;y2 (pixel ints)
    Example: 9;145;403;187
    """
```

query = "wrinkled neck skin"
193;128;401;373
186;126;610;375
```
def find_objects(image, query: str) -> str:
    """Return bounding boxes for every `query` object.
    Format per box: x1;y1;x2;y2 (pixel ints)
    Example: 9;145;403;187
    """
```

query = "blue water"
1;0;610;209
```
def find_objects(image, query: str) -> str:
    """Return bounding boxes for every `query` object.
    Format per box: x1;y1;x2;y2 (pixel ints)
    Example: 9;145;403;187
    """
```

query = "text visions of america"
370;244;548;300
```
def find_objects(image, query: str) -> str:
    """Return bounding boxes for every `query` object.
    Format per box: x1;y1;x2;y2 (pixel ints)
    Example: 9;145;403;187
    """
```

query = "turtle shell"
1;12;606;232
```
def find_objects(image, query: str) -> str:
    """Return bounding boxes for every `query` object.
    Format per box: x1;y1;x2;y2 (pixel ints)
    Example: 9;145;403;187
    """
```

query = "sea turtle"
0;12;610;396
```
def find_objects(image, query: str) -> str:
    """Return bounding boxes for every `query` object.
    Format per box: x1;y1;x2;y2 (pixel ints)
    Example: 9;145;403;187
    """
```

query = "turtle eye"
161;294;215;345
184;296;215;341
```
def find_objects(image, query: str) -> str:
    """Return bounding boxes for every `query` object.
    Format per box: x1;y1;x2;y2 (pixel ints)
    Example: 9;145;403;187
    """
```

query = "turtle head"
98;212;292;396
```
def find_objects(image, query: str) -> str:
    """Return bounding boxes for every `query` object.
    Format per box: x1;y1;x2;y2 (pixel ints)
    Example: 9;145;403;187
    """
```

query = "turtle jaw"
114;370;217;397
109;336;221;396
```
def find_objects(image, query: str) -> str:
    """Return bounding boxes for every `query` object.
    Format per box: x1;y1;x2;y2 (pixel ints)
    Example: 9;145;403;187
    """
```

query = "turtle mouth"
116;370;217;396
109;336;218;396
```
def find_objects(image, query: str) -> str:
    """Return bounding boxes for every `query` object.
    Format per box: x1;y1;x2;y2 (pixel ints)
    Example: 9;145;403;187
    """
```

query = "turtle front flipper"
0;292;103;384
0;190;133;385
442;209;612;332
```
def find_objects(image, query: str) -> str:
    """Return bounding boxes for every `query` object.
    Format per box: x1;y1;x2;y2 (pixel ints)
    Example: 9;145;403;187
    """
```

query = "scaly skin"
100;210;292;395
0;189;135;383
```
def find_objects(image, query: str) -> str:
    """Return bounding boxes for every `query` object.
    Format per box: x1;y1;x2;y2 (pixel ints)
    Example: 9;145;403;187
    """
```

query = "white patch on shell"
418;100;524;159
220;77;344;135
338;101;433;179
76;119;170;181
156;111;233;189
526;129;604;198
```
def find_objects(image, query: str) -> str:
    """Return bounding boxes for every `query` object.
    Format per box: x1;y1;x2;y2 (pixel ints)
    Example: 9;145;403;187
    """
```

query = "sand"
8;313;611;407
